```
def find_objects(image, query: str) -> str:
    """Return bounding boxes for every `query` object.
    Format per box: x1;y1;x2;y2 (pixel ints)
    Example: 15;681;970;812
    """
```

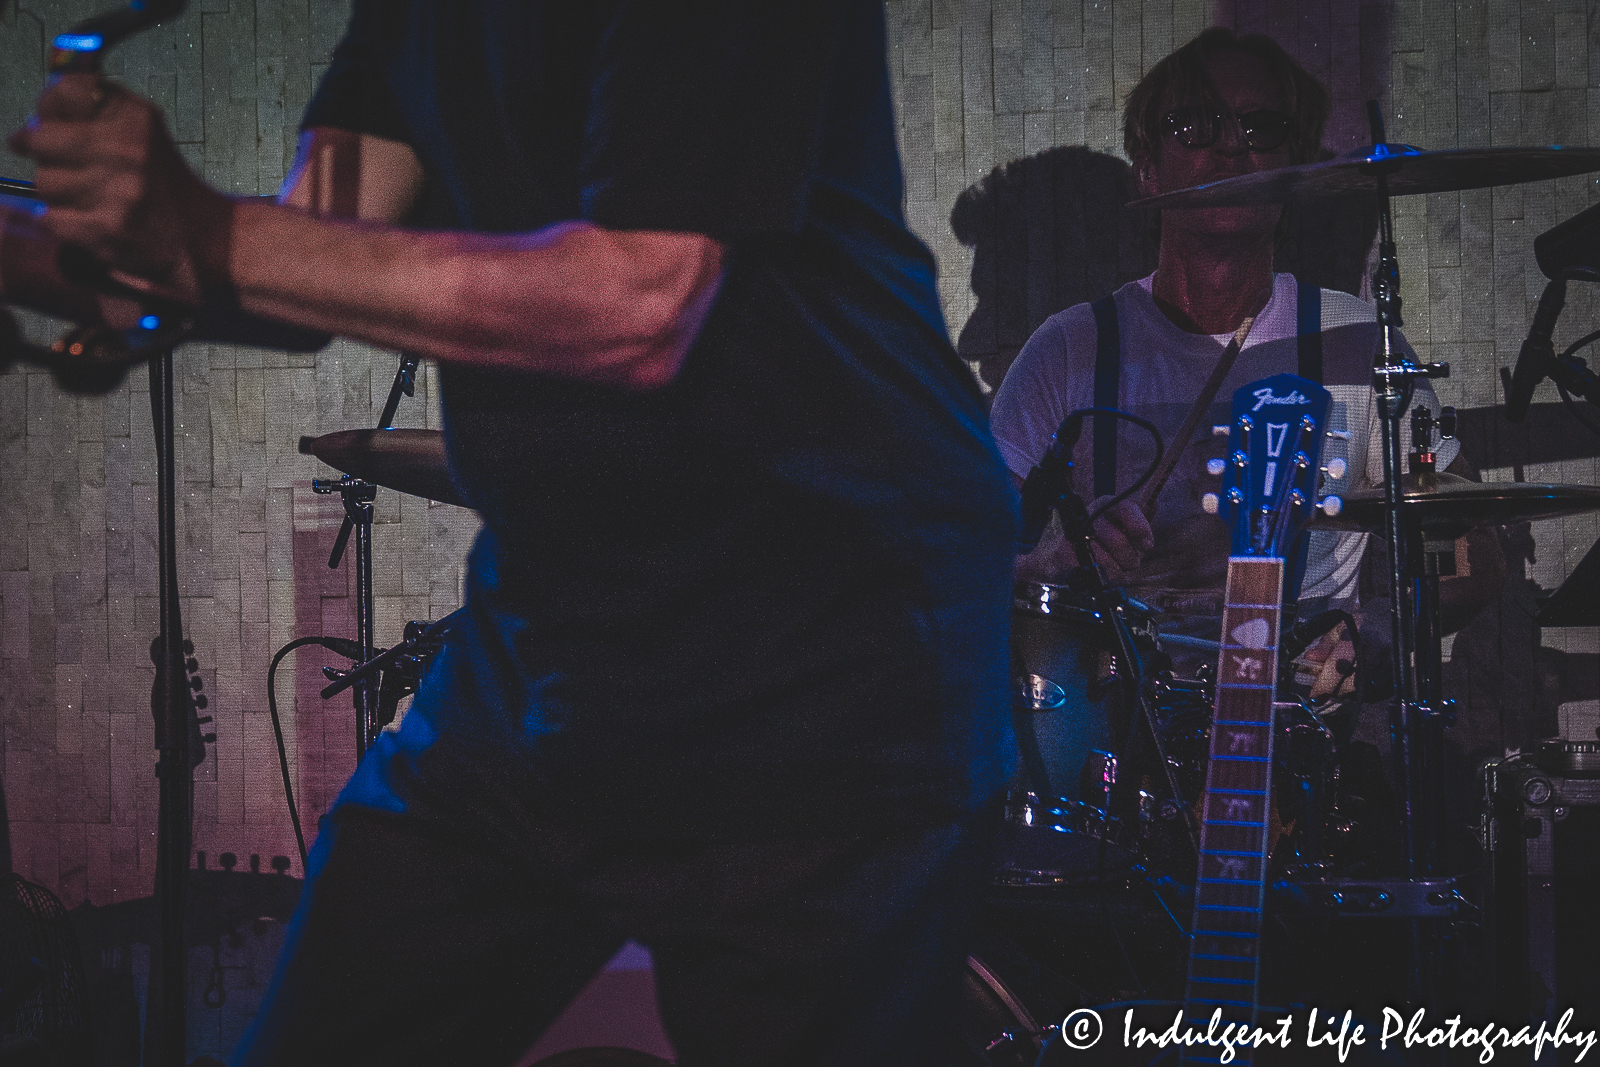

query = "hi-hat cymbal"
1130;144;1600;210
299;428;467;508
1311;472;1600;538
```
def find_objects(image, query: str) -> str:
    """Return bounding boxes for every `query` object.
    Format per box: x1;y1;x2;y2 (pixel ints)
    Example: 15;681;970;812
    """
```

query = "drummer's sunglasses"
1164;107;1297;153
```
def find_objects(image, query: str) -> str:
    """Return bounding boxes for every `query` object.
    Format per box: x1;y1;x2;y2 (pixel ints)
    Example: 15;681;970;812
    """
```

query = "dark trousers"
230;794;1000;1067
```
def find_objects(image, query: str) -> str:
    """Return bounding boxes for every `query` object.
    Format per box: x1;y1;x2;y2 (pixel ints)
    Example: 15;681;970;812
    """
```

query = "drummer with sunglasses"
991;28;1504;707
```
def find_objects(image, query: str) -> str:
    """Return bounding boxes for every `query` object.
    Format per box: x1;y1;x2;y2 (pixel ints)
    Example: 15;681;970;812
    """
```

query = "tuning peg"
1212;425;1231;437
1205;458;1227;476
202;733;216;744
1319;495;1344;516
1322;458;1347;480
185;657;199;673
1201;492;1220;514
193;695;208;710
1325;429;1353;441
189;676;204;692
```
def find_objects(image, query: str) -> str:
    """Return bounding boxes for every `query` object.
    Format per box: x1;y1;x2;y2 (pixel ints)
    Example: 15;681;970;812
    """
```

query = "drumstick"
1134;313;1259;520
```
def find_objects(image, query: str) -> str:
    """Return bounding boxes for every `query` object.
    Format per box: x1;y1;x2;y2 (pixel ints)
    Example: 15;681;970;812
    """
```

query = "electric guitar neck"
1179;373;1334;1066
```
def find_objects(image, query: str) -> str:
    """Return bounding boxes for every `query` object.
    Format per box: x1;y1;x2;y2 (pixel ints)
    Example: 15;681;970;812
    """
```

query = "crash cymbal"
298;428;467;508
1130;144;1600;210
1312;472;1600;538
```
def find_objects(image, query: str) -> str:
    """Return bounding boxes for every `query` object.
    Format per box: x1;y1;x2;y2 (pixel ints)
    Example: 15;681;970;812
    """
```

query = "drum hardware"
310;476;384;755
1017;410;1201;861
1128;143;1600;211
1273;877;1464;920
1306;476;1600;539
297;349;456;756
1532;738;1600;778
299;428;467;508
1482;757;1600;1025
320;609;464;703
369;619;452;730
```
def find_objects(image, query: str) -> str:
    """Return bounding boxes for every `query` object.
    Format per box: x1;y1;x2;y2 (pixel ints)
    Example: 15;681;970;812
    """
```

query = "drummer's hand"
1088;496;1154;580
9;74;230;308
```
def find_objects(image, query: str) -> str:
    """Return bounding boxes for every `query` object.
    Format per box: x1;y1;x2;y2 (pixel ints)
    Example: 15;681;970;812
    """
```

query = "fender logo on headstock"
1250;386;1309;412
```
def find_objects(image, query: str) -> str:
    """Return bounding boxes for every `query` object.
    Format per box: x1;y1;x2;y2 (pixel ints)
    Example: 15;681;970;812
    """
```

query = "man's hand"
1011;480;1157;582
1087;495;1155;580
9;73;230;307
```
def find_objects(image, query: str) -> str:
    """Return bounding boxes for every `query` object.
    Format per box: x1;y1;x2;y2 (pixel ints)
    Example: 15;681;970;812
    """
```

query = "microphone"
1535;200;1600;282
1017;410;1088;552
5;314;198;394
1503;278;1567;422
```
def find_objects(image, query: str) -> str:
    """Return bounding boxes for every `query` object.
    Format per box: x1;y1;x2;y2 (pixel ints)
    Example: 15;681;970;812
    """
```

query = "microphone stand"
148;344;194;1067
1363;101;1454;1030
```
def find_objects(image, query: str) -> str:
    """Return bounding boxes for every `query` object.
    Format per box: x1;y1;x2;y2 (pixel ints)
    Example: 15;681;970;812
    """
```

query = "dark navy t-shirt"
304;1;1017;830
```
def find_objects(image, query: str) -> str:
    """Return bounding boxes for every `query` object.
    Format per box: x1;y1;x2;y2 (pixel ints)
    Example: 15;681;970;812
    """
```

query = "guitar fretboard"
1182;557;1284;1067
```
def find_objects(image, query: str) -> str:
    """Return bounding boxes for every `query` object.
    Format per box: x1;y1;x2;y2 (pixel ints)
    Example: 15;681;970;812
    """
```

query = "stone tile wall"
0;0;1595;913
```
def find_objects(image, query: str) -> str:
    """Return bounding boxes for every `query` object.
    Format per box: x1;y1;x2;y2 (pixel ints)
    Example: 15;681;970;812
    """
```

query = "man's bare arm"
10;75;725;389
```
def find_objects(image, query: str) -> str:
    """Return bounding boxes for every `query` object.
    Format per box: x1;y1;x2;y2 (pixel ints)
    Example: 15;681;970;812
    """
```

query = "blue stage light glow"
53;33;104;52
140;315;161;330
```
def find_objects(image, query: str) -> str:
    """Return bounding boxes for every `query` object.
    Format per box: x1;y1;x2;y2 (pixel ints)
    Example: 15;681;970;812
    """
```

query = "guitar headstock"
1213;373;1333;558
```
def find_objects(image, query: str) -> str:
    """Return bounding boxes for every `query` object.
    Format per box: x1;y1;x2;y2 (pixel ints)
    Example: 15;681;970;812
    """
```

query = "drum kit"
958;130;1600;1062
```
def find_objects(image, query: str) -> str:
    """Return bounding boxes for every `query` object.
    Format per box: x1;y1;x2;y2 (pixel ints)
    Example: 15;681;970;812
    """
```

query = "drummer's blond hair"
1123;28;1330;169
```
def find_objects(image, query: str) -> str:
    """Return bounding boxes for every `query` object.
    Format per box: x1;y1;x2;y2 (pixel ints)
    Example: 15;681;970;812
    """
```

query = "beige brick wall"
1;1;1597;908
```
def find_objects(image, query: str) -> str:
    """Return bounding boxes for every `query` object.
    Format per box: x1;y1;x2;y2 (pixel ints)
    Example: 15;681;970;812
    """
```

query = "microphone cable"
265;635;382;872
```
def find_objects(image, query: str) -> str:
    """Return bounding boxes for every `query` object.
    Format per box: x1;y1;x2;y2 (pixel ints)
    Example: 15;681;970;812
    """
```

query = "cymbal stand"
314;477;377;753
1364;101;1456;1026
317;353;421;757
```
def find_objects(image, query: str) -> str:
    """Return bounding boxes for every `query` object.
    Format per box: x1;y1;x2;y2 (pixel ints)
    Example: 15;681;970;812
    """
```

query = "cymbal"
298;429;468;508
1129;144;1600;210
1311;472;1600;538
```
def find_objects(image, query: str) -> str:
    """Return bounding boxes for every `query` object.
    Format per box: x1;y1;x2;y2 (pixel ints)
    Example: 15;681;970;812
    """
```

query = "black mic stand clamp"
371;619;451;733
312;477;380;756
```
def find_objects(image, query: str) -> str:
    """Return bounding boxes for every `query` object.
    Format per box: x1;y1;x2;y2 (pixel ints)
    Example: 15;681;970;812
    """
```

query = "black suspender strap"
1296;279;1323;383
1090;295;1120;499
1286;278;1323;612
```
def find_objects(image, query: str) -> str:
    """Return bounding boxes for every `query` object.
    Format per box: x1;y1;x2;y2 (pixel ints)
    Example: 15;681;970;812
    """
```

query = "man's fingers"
1092;522;1141;571
1101;498;1155;551
36;73;116;122
29;207;116;260
11;118;111;164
